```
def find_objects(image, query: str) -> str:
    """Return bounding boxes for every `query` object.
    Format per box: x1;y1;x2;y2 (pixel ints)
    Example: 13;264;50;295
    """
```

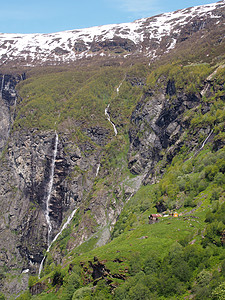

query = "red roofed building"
148;214;162;224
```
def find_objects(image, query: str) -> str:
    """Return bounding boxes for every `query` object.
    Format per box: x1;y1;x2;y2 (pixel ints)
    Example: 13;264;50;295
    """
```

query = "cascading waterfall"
39;132;59;278
105;104;117;136
38;208;78;278
46;132;58;247
116;75;126;95
116;81;123;94
104;73;127;135
188;129;214;161
200;129;213;150
38;132;80;278
96;164;100;177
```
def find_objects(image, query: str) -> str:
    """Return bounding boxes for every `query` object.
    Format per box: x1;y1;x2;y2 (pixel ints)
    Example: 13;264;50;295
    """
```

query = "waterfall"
45;132;58;247
116;81;123;94
200;129;213;150
105;104;117;136
38;208;78;278
50;208;78;247
1;75;4;98
116;75;126;95
38;255;45;279
104;74;127;135
96;164;100;177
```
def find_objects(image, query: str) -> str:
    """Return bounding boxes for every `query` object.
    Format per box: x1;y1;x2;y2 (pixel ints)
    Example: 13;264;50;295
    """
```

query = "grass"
9;55;225;300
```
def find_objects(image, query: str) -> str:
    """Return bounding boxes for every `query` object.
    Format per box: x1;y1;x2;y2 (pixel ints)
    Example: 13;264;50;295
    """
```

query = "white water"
39;133;59;278
1;75;4;98
105;104;117;136
116;80;123;94
96;164;100;176
38;207;78;278
200;129;213;150
45;132;58;247
127;193;134;202
116;75;126;95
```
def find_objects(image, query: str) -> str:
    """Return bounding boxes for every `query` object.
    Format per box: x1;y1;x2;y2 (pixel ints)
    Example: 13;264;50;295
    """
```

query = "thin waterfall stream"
105;104;117;136
46;132;58;246
104;73;127;136
38;207;78;278
200;129;213;150
96;164;100;177
116;75;126;95
38;132;79;278
38;132;58;278
188;129;214;161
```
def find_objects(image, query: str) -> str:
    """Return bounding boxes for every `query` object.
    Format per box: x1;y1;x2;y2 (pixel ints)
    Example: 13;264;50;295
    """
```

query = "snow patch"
0;1;223;66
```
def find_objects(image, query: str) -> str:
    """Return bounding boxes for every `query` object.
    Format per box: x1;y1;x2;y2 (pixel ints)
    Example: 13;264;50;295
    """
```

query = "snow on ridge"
0;1;223;66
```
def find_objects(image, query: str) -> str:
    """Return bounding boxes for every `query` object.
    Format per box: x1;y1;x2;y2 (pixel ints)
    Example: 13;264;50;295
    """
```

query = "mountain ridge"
0;1;224;68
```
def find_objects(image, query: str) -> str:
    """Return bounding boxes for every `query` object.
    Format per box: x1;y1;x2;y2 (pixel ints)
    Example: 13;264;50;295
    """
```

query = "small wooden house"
149;214;162;224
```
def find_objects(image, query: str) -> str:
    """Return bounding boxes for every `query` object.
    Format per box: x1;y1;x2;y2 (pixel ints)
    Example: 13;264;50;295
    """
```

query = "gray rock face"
128;85;205;177
0;127;102;297
0;74;25;152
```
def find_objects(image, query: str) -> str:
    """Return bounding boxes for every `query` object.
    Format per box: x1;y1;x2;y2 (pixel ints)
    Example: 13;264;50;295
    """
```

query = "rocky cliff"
0;74;25;152
128;85;206;178
0;2;224;299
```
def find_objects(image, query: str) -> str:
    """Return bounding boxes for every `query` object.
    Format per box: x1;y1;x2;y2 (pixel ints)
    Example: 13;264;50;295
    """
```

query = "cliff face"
0;3;224;298
128;88;203;177
0;131;103;297
127;68;223;185
0;74;25;151
0;72;208;268
0;129;102;265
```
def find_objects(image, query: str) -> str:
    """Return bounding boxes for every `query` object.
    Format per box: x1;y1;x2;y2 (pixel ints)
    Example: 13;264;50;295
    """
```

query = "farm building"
148;214;162;224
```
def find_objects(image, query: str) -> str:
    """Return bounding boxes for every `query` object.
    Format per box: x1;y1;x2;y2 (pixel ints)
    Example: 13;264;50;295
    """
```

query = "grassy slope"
25;147;225;299
8;47;225;299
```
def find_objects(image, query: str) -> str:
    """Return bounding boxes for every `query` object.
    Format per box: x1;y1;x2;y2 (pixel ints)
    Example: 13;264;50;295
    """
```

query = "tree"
212;282;225;300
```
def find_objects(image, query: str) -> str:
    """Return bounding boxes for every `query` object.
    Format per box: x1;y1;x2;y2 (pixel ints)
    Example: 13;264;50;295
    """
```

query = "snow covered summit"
0;1;224;67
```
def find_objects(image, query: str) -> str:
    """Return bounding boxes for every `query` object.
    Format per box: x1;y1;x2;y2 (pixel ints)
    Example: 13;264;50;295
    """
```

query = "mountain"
0;1;224;68
0;1;225;299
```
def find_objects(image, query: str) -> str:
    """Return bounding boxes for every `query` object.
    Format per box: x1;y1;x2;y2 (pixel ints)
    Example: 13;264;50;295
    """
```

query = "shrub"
143;254;161;275
128;283;151;300
52;266;64;286
0;293;5;300
212;282;225;300
72;287;92;300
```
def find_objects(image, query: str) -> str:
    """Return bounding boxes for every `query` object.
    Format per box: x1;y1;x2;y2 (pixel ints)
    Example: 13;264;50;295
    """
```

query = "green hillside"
7;53;224;300
0;20;223;297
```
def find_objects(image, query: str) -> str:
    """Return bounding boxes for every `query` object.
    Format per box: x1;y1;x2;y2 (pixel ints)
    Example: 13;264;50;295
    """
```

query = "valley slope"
0;1;225;299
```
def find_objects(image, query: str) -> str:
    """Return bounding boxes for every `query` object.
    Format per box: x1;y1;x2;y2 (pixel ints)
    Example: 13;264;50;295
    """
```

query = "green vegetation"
14;66;136;133
8;49;225;299
146;62;212;94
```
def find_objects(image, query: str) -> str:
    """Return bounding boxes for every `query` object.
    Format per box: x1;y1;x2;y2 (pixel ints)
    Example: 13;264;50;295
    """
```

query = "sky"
0;0;219;34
